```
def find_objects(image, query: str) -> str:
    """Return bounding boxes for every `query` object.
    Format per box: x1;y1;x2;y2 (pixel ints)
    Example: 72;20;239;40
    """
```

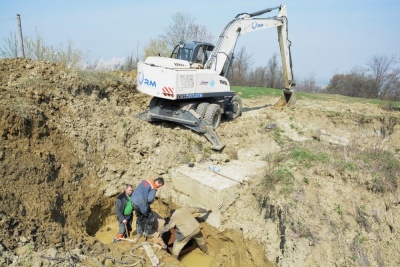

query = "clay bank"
1;58;400;266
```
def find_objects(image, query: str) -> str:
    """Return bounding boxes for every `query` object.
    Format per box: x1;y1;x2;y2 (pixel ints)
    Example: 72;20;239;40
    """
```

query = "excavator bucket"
274;89;296;108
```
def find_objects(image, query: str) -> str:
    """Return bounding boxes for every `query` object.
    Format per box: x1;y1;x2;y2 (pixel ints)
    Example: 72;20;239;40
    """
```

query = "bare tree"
248;66;267;87
160;12;194;49
326;55;399;101
381;71;400;101
189;24;214;43
241;53;286;88
144;12;214;59
231;46;251;86
159;12;214;50
366;55;399;100
296;73;320;93
1;29;85;68
265;53;283;88
143;37;169;58
0;31;19;58
121;42;141;71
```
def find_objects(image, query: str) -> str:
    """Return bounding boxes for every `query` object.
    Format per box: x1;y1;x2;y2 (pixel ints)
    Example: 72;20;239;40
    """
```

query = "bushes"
1;30;85;68
326;55;400;101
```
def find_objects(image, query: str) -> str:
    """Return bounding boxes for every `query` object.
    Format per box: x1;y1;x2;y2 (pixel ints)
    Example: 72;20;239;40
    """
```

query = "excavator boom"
204;5;295;106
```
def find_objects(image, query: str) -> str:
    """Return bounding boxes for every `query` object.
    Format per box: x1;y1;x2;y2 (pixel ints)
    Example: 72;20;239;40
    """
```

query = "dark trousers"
133;205;155;235
116;214;132;239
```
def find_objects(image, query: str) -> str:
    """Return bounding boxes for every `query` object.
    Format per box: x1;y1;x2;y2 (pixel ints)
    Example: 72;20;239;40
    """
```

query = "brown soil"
0;58;399;267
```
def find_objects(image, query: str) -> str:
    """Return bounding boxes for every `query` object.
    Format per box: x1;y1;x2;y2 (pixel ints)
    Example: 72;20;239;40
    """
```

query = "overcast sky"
1;0;399;84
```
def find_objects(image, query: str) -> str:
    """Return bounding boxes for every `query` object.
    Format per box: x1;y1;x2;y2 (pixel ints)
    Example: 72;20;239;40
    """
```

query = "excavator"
136;5;295;150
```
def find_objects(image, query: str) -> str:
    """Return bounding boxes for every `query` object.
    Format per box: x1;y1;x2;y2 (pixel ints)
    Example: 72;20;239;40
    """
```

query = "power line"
0;18;17;21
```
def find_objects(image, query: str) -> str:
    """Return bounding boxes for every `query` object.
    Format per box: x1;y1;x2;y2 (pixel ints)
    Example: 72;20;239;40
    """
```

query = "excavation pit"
87;160;269;266
91;204;217;266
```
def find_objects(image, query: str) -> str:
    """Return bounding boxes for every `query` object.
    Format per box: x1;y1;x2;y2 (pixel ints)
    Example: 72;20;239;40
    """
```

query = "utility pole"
16;14;25;58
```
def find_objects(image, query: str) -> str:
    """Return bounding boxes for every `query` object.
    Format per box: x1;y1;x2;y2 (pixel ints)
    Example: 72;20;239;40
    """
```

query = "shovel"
125;223;129;238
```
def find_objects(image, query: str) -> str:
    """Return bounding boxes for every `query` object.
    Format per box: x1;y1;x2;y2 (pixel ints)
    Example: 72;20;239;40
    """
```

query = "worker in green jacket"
113;184;134;243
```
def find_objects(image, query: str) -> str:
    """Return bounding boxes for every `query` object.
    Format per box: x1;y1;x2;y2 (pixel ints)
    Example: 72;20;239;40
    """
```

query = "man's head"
125;184;133;196
154;177;165;189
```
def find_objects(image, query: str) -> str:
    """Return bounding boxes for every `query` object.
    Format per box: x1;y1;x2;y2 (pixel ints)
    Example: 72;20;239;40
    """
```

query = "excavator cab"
171;41;215;66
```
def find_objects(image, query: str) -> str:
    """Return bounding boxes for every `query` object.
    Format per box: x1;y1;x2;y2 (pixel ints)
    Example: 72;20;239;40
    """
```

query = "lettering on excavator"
251;22;264;29
138;71;157;87
144;79;156;87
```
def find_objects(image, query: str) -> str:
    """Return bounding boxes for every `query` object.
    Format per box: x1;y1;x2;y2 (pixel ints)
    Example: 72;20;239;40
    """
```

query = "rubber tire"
227;95;242;120
195;102;210;117
204;103;222;129
149;97;160;109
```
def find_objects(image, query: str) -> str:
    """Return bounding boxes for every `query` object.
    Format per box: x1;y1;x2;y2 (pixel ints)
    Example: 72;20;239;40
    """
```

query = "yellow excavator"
136;4;295;150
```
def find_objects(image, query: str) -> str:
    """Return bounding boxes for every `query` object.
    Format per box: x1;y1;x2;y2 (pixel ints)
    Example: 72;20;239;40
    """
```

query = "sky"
1;0;399;84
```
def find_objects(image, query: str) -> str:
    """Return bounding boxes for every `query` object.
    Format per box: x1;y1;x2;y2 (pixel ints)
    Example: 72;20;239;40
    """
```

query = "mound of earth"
0;58;399;267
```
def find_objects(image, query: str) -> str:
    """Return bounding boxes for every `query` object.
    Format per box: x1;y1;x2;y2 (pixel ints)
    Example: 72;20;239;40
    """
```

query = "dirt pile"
0;58;399;267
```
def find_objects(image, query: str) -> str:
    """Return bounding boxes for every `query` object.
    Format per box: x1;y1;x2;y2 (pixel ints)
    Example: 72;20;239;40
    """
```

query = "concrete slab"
167;160;265;229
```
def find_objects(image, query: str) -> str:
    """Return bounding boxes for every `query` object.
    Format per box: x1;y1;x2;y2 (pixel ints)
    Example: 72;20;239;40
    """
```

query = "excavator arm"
204;5;295;107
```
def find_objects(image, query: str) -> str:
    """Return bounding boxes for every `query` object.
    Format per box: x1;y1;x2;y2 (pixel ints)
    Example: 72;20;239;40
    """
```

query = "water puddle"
94;217;119;244
180;248;214;267
94;216;215;266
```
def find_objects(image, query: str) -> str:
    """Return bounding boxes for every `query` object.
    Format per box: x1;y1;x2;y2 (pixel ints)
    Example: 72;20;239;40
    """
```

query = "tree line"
230;47;399;102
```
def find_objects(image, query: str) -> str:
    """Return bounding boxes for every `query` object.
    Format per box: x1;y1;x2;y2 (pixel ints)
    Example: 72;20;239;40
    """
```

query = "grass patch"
176;135;210;164
291;220;316;243
336;161;358;172
360;149;400;193
232;86;282;99
269;127;288;148
290;147;330;168
232;86;400;109
259;166;295;197
334;204;343;216
326;144;399;193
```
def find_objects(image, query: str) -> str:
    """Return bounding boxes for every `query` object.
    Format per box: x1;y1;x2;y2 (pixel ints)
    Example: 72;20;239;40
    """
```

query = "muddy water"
94;218;119;244
95;216;215;266
180;249;214;267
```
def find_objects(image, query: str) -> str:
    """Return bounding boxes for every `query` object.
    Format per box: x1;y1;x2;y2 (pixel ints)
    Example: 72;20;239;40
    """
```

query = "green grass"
232;86;284;99
290;147;330;168
232;86;400;109
259;166;295;197
360;149;400;193
334;204;343;216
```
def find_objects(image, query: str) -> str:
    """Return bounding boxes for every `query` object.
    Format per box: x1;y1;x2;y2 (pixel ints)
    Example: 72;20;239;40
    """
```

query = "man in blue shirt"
131;177;165;240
